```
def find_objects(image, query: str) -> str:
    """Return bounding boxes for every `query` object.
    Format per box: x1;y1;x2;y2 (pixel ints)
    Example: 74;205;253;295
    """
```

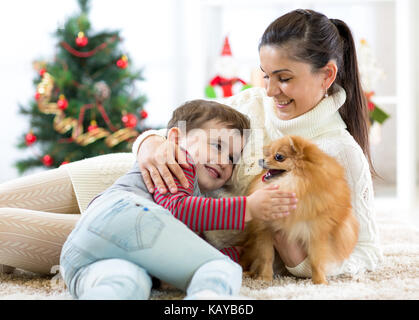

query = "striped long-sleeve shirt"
153;152;246;262
153;153;246;232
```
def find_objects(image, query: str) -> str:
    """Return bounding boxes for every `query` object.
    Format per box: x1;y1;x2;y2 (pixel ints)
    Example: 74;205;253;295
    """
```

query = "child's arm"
220;247;241;263
154;171;247;232
152;154;245;232
154;158;292;233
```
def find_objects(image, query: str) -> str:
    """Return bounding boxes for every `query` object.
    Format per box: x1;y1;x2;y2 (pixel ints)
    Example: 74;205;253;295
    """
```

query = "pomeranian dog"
239;135;359;285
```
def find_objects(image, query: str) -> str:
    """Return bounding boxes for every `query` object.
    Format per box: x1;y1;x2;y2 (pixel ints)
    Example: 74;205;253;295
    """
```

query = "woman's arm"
132;129;190;194
131;128;168;157
334;141;383;274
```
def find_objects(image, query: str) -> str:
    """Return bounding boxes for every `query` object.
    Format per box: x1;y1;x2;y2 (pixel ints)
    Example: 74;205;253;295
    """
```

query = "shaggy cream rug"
1;205;418;300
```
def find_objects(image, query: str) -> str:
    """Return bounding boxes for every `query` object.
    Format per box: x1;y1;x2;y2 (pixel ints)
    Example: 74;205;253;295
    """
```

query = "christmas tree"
16;0;148;173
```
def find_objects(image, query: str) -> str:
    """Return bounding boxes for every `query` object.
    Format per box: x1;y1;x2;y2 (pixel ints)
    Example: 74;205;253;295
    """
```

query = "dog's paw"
244;270;273;282
312;275;328;285
254;273;273;282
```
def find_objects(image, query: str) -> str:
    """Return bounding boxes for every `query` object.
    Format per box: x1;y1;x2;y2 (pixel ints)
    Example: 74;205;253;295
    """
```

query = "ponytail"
330;19;378;178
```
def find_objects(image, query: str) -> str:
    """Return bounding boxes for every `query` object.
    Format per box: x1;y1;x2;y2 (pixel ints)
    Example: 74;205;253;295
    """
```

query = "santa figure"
205;36;251;98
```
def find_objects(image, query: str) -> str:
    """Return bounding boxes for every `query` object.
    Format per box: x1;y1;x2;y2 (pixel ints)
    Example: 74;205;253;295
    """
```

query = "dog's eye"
275;153;285;162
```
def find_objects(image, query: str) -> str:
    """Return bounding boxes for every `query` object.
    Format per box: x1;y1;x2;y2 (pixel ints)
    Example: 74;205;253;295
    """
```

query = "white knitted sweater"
130;86;383;276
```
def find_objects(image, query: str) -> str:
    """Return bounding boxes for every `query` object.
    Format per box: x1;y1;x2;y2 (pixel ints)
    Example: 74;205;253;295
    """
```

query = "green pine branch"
78;0;90;14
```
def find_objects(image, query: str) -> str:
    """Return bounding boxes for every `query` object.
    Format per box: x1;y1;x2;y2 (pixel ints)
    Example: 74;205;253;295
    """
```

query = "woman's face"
259;45;327;120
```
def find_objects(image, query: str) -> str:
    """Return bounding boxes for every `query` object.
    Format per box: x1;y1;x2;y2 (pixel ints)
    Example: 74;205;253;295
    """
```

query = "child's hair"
167;99;251;137
259;9;377;178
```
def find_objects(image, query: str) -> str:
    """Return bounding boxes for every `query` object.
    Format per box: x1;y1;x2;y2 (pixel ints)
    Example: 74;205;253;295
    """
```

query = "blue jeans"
60;190;242;300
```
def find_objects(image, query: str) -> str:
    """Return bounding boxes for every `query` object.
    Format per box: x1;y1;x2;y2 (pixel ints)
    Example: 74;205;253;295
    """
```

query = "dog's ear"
288;136;298;154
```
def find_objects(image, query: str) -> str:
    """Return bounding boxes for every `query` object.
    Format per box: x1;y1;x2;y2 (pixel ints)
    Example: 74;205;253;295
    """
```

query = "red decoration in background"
140;110;148;119
221;36;232;56
366;91;376;111
116;55;128;69
60;36;117;59
210;76;247;98
75;32;89;47
88;120;98;132
25;132;37;146
122;113;138;128
42;154;53;167
205;36;250;98
57;95;69;110
35;92;41;101
39;68;46;77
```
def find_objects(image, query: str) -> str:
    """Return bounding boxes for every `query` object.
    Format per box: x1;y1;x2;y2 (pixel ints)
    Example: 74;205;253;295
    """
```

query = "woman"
133;9;382;277
0;9;381;278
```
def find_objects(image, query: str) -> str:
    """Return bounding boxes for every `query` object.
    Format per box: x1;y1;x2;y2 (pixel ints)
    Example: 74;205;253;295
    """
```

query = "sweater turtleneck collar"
263;85;347;141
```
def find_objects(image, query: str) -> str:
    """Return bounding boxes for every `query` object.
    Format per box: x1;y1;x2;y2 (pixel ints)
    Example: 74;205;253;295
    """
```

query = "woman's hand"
245;184;298;221
137;135;191;194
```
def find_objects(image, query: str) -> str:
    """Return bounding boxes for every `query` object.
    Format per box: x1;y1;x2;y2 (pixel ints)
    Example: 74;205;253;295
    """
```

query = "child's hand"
245;185;297;222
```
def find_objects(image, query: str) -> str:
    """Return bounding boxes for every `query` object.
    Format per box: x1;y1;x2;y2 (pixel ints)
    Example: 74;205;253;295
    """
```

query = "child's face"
177;120;245;192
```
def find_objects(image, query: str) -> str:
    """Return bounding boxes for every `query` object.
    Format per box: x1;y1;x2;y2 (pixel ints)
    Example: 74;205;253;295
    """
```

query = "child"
60;100;288;300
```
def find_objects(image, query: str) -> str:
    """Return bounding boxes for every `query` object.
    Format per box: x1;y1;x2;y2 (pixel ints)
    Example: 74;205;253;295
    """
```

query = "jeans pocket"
87;197;165;252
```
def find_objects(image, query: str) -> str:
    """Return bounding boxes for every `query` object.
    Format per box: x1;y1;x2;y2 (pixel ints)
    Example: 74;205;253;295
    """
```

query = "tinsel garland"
36;73;138;147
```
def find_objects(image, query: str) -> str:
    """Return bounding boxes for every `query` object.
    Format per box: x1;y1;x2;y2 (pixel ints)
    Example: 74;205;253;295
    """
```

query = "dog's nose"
258;159;265;168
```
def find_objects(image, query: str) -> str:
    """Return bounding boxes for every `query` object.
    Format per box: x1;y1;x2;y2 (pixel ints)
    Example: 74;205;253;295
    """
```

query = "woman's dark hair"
260;9;378;178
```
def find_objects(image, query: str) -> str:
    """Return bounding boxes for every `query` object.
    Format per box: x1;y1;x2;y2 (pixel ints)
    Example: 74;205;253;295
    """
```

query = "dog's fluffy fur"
239;135;359;284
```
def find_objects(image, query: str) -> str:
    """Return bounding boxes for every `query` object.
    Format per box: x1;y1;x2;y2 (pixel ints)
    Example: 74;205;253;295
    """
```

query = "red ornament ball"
368;101;375;111
122;113;138;128
88;121;98;132
140;110;148;119
61;161;70;166
25;132;37;146
57;95;69;110
39;68;46;77
116;55;128;69
35;92;41;101
42;155;54;167
75;32;88;47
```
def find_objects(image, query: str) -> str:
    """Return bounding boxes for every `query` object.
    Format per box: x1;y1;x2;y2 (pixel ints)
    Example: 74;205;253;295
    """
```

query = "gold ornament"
105;128;138;148
35;72;139;147
75;127;110;146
